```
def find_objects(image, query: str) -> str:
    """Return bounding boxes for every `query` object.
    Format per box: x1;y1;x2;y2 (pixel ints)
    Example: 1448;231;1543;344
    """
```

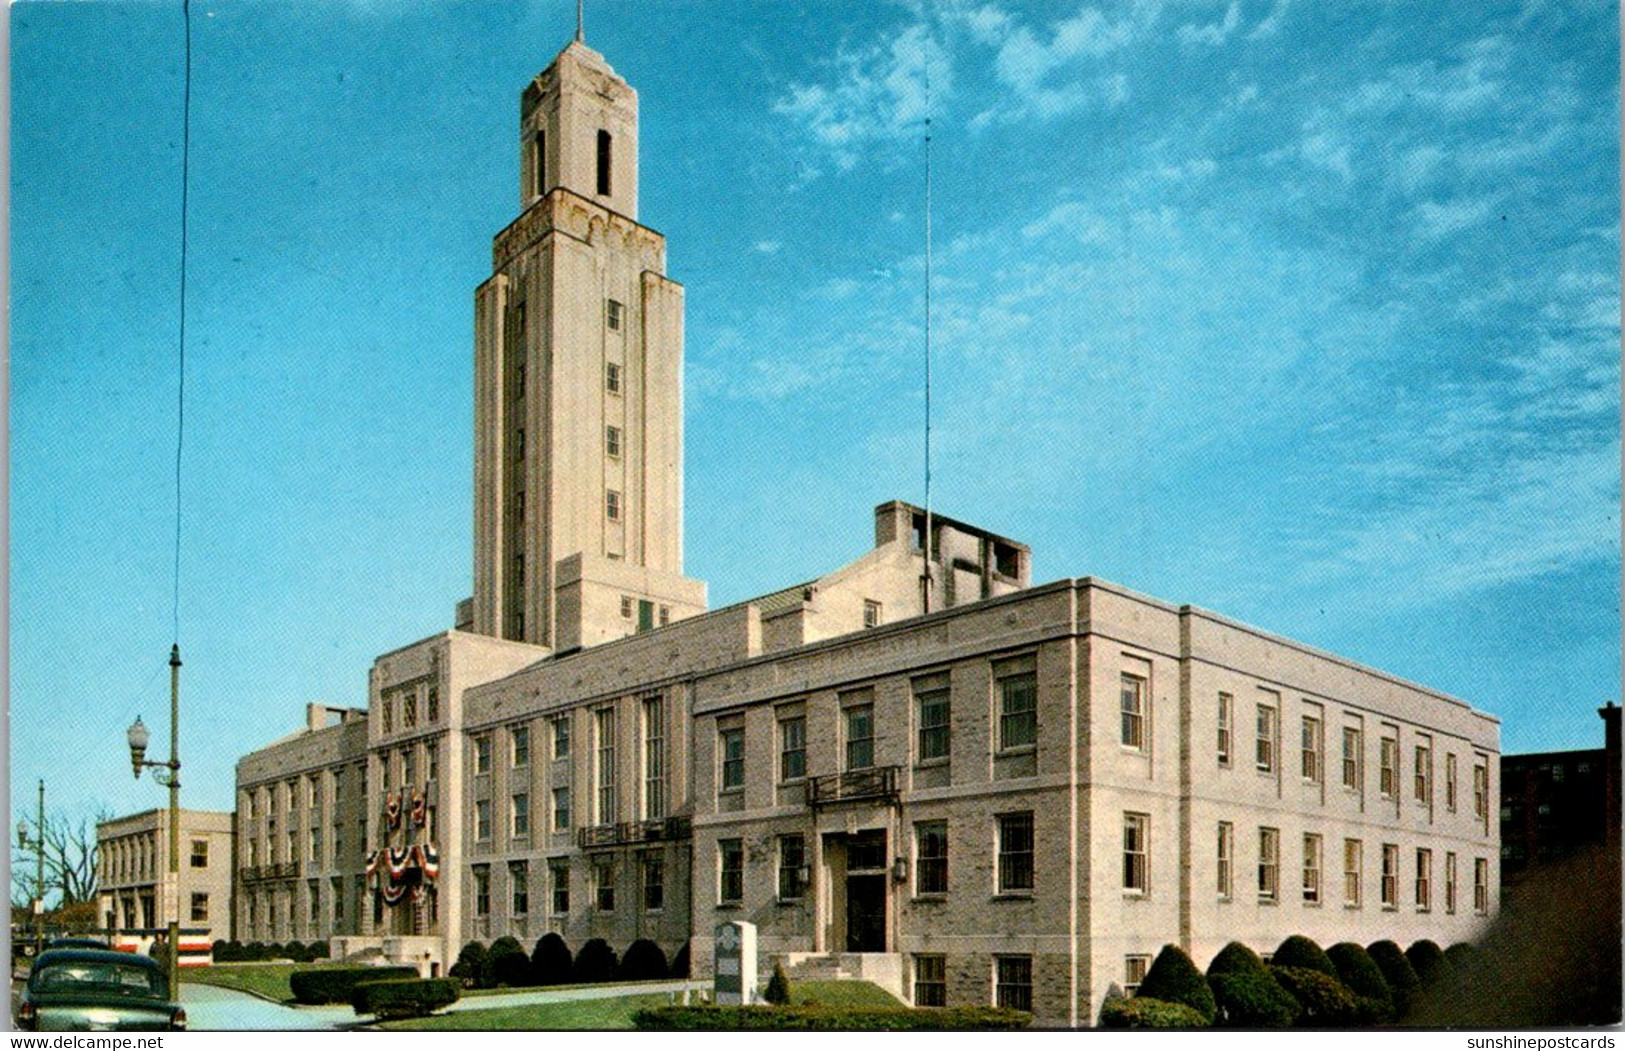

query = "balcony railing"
575;815;693;850
239;861;300;883
808;765;900;808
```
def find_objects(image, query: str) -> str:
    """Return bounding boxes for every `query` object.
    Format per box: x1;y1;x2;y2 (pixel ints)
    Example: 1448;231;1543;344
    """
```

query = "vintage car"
13;949;186;1031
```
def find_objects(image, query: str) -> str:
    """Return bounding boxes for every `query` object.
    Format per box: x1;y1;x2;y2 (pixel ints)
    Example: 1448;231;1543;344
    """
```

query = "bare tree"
43;815;101;907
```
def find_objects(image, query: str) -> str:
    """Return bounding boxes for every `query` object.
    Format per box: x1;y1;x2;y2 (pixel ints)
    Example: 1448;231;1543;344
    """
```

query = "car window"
33;962;165;998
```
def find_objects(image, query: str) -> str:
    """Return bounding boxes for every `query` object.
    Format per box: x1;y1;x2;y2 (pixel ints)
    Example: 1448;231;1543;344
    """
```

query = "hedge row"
211;940;331;963
1108;937;1475;1029
449;934;687;989
352;978;461;1020
633;1005;1030;1030
290;966;419;1005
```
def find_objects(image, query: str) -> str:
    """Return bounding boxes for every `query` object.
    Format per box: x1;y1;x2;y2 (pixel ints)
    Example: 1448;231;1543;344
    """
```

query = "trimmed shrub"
1099;997;1208;1029
1271;966;1359;1026
575;938;619;983
670;942;691;979
1406;939;1446;985
211;940;235;963
244;942;267;962
1209;971;1299;1028
308;941;330;960
763;962;792;1005
290;966;418;1005
482;936;531;988
1368;940;1421;1017
620;939;669;982
1271;935;1338;978
1096;982;1125;1026
1326;942;1394;1024
448;941;488;987
1135;944;1216;1023
531;933;574;986
265;943;287;961
1206;941;1269;977
634;1005;1029;1030
1443;942;1477;977
284;941;309;964
352;977;460;1020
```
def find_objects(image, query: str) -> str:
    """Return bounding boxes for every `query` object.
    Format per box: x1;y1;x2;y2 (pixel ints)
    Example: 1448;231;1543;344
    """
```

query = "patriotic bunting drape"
370;784;439;909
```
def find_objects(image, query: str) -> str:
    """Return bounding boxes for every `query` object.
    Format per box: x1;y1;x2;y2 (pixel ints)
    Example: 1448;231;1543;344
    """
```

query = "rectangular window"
995;956;1032;1012
606;299;623;331
512;726;530;767
403;747;416;788
643;696;666;820
1474;857;1489;914
779;715;806;782
1303;833;1322;904
915;674;951;762
1415;738;1432;803
1381;843;1399;908
381;697;393;734
720;726;745;791
642;852;664;912
1256;703;1278;772
606;425;621;458
191;840;208;868
475;736;492;775
1217;821;1233;900
1342;726;1361;789
1120;673;1146;750
404;691;418;727
331;877;344;922
1123;813;1149;894
845;703;875;771
996;657;1038;750
309;827;320;864
552;714;570;759
778;834;806;901
1445;851;1458;914
1446;753;1459;811
474;865;490;917
1301;714;1322;783
1217;692;1232;766
606;489;621;521
475;799;492;841
1474;762;1489;821
1258;827;1279;901
719;839;744;904
552;786;571;832
593;856;616;912
1344;839;1363;906
996;812;1034;893
1380;735;1398;798
1415;848;1432;911
550;859;570;914
914;955;946;1007
606;362;621;394
915;821;948;896
863;599;882;628
532;131;545;195
190;893;209;923
1124;955;1151;997
596;129;613;195
512;793;530;838
510;861;529;915
595;708;617;823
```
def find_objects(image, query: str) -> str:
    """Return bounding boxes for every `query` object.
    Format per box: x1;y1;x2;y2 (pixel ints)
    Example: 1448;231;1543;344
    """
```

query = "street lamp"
126;644;183;1002
15;781;46;955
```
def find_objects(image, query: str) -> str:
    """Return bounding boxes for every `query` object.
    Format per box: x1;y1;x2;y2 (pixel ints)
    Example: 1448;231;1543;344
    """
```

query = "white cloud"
1247;0;1293;39
754;241;781;254
1412;197;1493;240
1177;1;1240;47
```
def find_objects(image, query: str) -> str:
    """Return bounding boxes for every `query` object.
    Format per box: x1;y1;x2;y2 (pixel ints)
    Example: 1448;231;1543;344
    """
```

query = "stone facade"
226;34;1502;1023
96;808;235;945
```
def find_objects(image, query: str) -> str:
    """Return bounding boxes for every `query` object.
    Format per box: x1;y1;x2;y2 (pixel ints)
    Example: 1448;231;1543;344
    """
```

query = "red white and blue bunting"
367;842;441;909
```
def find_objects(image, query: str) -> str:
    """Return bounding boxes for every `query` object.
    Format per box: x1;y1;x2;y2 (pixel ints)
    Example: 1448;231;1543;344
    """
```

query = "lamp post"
127;644;183;1002
16;780;46;956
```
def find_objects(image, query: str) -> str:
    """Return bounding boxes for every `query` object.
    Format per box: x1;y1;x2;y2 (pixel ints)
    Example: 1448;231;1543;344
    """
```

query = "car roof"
33;948;162;969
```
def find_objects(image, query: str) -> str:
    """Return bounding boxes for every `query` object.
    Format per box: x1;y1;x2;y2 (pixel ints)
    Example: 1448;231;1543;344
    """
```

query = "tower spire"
575;0;584;43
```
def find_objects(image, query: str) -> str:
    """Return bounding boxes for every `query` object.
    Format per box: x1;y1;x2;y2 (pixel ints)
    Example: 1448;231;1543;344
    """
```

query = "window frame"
1256;702;1278;773
1381;843;1399;909
1342;726;1362;790
778;714;807;783
1122;812;1149;895
914;820;948;898
913;954;947;1008
777;834;806;902
1217;692;1233;767
915;676;951;764
996;660;1038;752
994;955;1033;1013
719;726;745;793
995;812;1035;895
1217;821;1233;901
1258;826;1280;902
844;703;875;771
718;838;744;905
1344;838;1362;907
1301;713;1322;783
1302;832;1322;904
1120;673;1147;751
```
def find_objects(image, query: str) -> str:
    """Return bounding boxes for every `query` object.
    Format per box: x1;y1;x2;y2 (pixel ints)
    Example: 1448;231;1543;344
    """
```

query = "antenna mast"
921;47;934;614
575;0;585;42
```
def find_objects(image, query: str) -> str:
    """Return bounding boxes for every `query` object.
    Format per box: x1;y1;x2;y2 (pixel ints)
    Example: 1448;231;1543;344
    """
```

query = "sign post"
713;921;758;1005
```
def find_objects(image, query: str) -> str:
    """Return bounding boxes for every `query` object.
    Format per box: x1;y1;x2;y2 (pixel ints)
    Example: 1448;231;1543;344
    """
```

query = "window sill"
911;894;946;904
996;745;1037;757
717;901;742;911
1344;903;1362;910
778;778;806;787
1122;890;1148;900
1257;897;1278;906
914;757;949;769
1217;895;1232;904
991;892;1033;902
1382;905;1399;912
1303;900;1322;908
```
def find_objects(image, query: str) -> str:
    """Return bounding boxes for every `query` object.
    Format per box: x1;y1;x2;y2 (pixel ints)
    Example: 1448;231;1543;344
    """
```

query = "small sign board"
713;920;757;1005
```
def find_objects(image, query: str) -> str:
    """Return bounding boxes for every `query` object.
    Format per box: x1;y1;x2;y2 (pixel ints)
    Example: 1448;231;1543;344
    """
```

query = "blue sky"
10;0;1619;833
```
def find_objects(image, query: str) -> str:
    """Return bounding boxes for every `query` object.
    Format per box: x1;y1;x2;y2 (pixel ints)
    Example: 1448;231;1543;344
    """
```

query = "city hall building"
232;36;1500;1026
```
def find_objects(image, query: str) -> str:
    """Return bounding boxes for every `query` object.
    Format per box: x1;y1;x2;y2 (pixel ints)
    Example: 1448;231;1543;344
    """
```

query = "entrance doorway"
843;829;888;952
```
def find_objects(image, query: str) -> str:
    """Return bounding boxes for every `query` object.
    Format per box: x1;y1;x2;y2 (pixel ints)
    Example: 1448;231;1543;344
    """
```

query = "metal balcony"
239;861;300;883
807;766;900;808
575;815;693;850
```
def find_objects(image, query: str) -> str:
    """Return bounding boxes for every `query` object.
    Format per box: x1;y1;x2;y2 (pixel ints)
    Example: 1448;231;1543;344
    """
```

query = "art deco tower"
472;41;705;651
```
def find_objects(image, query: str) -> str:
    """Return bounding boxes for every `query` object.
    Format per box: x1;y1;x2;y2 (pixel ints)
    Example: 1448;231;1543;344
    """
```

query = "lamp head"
127;716;150;779
16;817;27;848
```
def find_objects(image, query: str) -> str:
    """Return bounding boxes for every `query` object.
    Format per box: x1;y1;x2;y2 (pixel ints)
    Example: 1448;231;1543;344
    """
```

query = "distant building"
96;808;235;957
229;34;1502;1026
1499;702;1621;883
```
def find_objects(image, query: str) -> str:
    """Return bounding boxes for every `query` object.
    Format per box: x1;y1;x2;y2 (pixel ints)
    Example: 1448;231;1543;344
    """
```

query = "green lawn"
793;980;901;1007
183;963;347;1003
463;977;693;998
381;992;674;1030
